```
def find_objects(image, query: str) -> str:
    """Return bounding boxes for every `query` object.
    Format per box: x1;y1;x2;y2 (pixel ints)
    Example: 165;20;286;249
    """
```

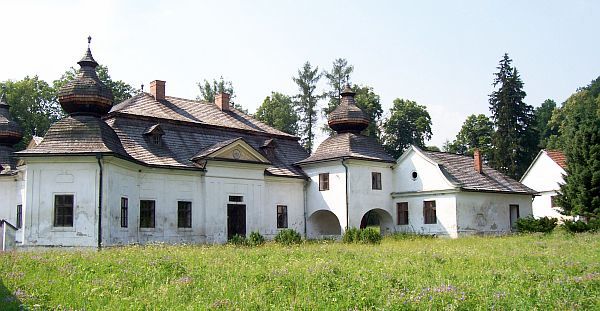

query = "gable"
394;147;456;193
520;151;566;192
193;138;271;164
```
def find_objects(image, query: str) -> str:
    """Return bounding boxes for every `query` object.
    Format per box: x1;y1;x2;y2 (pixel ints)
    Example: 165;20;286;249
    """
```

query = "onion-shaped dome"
327;84;369;133
58;36;114;116
0;92;23;146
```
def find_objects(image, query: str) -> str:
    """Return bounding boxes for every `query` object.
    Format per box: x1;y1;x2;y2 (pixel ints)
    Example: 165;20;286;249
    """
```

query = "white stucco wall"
23;157;99;247
393;148;455;193
392;193;458;237
455;192;533;235
521;152;568;219
264;177;305;238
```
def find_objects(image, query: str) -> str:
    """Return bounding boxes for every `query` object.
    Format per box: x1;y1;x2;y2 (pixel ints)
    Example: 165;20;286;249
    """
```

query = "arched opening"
307;210;342;239
359;208;394;235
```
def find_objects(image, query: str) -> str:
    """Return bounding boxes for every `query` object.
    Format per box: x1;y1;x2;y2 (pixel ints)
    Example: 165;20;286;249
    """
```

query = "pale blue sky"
1;0;598;148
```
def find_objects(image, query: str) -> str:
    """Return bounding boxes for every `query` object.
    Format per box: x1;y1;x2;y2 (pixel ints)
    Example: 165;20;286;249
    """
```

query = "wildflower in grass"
493;291;507;299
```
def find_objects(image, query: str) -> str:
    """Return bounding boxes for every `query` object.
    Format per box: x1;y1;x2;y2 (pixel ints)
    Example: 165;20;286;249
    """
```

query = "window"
423;200;437;224
120;197;128;228
319;173;329;191
16;204;22;229
277;205;288;228
550;195;561;208
54;195;74;227
229;195;243;203
140;200;155;228
397;202;408;225
152;134;161;145
178;201;192;228
372;172;382;190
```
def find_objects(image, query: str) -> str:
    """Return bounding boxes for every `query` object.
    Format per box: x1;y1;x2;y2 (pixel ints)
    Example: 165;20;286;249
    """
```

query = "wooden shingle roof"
297;132;395;165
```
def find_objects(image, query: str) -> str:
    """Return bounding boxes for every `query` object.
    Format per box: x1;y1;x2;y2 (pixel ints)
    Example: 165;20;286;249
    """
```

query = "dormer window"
261;139;276;159
144;124;165;146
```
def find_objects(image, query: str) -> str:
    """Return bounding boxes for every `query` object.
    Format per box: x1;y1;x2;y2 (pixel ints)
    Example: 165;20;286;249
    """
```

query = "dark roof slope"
105;116;308;177
420;149;535;195
545;150;567;169
297;133;395;165
17;115;129;157
0;145;18;175
110;93;295;138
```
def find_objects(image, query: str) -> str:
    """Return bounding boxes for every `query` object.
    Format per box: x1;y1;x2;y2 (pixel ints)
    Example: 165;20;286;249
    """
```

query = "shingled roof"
545;150;567;169
418;148;535;195
296;133;395;165
0;145;18;175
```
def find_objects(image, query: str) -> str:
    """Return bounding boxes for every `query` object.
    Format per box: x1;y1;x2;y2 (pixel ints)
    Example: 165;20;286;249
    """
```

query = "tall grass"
1;232;598;310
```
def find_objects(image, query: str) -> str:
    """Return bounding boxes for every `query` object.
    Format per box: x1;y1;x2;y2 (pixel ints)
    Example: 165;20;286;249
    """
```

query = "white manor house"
0;42;536;248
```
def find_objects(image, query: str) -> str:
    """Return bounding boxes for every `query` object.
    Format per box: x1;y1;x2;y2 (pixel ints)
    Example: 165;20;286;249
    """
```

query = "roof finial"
141;84;144;91
88;35;92;48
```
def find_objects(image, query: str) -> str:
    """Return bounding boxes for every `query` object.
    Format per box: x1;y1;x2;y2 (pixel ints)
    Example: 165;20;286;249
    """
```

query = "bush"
248;231;265;246
342;227;382;244
562;219;600;233
515;216;557;233
275;229;302;245
228;234;248;246
343;227;361;243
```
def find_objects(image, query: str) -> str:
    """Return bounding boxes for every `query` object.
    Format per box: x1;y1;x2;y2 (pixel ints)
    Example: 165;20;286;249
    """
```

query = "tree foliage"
0;77;62;150
534;99;558;149
447;114;494;158
53;65;139;104
293;61;322;153
555;76;600;217
255;92;298;135
488;54;538;179
196;76;245;112
352;85;383;139
382;98;432;158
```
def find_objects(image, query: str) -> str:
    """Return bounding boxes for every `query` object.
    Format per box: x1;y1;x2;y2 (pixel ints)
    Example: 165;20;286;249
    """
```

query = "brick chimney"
474;148;483;174
215;93;230;111
150;80;166;101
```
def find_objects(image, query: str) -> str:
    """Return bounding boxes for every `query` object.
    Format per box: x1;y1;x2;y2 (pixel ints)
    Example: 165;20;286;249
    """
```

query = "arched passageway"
359;208;394;235
307;210;342;239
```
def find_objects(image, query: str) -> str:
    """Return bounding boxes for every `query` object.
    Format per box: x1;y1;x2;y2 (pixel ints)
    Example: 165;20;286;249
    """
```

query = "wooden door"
227;204;246;239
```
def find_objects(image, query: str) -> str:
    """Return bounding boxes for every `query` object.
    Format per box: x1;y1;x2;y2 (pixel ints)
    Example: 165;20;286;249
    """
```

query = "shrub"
359;228;382;244
342;227;382;244
248;231;265;246
516;216;557;233
562;218;600;233
228;234;247;246
343;227;361;243
388;232;434;240
275;229;302;245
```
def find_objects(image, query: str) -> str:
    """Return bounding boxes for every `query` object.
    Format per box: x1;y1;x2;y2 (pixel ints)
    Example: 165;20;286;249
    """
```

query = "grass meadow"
0;232;598;310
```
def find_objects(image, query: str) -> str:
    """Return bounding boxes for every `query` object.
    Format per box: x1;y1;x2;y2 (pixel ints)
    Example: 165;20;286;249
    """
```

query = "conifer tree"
293;62;322;153
488;54;537;179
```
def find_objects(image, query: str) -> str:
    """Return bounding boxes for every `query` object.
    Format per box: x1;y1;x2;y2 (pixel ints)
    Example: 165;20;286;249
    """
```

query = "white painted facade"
520;151;570;220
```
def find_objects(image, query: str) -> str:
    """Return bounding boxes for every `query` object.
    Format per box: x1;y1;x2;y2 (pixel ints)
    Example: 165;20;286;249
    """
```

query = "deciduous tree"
534;99;558;149
255;92;298;135
447;114;494;158
382;99;432;158
196;76;245;112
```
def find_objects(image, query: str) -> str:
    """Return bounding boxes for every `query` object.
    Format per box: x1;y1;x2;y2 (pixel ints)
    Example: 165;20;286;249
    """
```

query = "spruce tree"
556;77;600;217
488;54;537;179
322;58;354;135
292;62;322;153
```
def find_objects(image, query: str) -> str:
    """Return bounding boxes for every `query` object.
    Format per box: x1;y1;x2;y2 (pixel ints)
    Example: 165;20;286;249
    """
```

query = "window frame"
120;197;128;228
16;204;22;229
54;194;75;227
372;172;382;190
139;200;156;229
276;205;288;229
177;201;192;228
423;200;437;224
397;202;409;225
319;173;330;191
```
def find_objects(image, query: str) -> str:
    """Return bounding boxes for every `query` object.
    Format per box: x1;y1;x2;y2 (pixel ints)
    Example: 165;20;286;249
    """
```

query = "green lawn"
1;232;599;310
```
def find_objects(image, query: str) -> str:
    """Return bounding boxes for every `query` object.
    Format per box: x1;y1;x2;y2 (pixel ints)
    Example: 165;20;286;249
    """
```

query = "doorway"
509;204;520;230
227;204;246;239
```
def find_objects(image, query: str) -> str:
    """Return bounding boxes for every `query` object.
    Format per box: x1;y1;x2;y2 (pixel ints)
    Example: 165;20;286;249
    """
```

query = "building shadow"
0;277;21;310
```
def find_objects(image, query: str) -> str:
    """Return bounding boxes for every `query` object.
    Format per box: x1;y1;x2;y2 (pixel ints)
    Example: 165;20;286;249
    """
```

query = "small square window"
277;205;288;228
372;172;382;190
140;200;155;228
120;197;128;228
397;202;408;225
423;200;437;224
319;173;329;191
54;195;74;227
178;201;192;228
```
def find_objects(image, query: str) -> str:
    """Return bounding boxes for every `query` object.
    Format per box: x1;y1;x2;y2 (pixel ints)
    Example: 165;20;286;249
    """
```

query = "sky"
1;0;599;148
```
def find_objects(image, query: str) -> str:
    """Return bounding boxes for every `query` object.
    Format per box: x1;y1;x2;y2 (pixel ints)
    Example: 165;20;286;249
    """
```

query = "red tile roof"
545;150;567;169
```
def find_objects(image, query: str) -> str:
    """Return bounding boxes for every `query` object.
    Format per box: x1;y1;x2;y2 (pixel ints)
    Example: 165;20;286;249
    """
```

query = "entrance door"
227;204;246;239
509;204;520;230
